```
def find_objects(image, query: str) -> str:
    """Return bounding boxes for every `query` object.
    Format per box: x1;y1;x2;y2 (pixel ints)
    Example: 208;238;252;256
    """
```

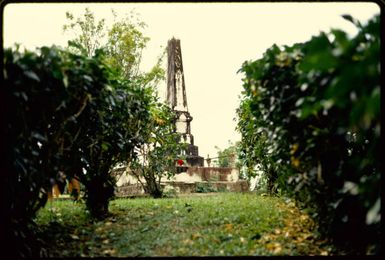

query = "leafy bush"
195;182;217;193
236;14;380;254
162;186;179;198
214;141;238;168
128;101;186;198
2;45;151;256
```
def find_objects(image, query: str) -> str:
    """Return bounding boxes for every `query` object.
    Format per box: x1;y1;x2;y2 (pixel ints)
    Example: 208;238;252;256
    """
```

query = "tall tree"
63;8;106;57
63;8;165;84
63;8;183;199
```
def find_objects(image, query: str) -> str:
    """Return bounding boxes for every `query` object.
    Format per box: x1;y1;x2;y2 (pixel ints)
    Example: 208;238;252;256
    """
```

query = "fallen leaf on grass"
70;234;80;240
301;233;313;240
103;248;116;255
274;229;281;235
141;226;151;233
96;227;103;232
224;223;233;232
300;215;308;221
191;233;202;240
266;242;282;254
260;234;273;242
182;239;193;245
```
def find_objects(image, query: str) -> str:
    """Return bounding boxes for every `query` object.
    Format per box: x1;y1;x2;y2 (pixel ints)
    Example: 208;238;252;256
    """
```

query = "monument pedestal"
186;144;204;167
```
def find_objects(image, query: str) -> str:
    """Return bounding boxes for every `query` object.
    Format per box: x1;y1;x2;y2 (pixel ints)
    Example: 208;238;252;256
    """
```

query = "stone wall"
115;166;240;186
115;184;145;197
113;165;248;197
185;167;239;182
114;180;249;197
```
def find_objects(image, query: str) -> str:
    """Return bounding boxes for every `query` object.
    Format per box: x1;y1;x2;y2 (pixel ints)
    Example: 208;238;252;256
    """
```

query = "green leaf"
341;14;362;28
63;75;69;88
299;50;337;72
101;142;110;151
366;198;380;225
24;70;40;82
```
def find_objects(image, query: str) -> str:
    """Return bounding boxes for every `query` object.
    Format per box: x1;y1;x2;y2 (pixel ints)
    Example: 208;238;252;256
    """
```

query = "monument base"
185;144;204;167
186;155;204;167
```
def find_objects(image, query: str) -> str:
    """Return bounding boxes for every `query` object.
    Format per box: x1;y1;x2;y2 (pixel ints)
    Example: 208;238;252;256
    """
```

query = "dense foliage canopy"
236;14;380;254
2;44;156;256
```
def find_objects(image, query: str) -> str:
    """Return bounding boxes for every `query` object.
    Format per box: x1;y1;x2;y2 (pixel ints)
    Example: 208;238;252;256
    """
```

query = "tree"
62;8;178;199
129;101;186;198
105;9;149;80
63;8;165;84
63;8;106;57
62;50;153;217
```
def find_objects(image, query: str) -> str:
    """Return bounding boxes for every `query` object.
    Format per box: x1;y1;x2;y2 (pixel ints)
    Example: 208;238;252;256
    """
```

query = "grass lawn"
35;192;334;256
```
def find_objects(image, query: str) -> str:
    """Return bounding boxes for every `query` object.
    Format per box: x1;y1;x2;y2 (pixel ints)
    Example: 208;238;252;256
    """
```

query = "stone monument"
166;38;204;167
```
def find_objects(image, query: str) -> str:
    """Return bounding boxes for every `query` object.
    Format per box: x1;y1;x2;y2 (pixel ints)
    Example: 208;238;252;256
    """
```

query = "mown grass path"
35;193;334;256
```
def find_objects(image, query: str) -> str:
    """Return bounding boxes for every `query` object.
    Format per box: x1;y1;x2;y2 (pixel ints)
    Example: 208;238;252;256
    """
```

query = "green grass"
35;193;333;256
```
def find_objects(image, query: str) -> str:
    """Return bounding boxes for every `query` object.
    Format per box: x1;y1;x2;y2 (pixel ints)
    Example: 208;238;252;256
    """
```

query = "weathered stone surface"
115;184;145;197
113;166;249;197
166;38;204;166
185;167;239;182
114;180;249;197
115;166;241;186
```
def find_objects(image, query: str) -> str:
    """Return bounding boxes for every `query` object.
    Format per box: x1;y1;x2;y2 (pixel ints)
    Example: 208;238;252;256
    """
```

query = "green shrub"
2;45;151;256
236;14;380;254
162;186;179;198
195;182;217;193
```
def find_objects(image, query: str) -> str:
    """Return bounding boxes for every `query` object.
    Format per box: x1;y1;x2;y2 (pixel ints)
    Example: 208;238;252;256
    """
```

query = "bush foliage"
129;101;186;198
236;14;380;254
2;45;153;256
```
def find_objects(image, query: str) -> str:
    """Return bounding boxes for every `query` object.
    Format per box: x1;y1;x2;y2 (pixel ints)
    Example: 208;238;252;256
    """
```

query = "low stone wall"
114;180;249;197
208;180;249;192
115;183;145;197
113;165;248;197
114;166;240;186
185;167;239;182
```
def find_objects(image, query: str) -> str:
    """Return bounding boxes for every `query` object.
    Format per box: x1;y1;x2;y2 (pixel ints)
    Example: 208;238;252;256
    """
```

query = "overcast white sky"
3;2;380;161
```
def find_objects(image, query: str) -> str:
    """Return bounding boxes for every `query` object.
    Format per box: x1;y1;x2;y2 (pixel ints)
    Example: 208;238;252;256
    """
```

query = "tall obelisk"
167;38;204;167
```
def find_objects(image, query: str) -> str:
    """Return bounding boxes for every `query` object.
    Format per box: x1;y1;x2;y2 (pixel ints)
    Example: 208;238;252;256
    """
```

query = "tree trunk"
84;170;114;219
144;173;163;198
267;168;278;195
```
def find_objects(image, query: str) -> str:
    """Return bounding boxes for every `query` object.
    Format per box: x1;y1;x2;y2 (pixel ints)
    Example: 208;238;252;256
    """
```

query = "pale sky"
3;2;380;162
